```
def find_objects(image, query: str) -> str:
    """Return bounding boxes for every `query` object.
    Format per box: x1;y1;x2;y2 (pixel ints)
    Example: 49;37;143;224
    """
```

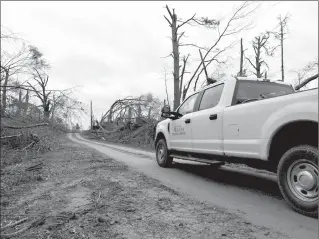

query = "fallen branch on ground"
3;123;49;129
95;191;102;208
25;162;44;172
96;191;101;203
22;141;36;151
0;218;28;231
0;216;45;238
0;134;23;140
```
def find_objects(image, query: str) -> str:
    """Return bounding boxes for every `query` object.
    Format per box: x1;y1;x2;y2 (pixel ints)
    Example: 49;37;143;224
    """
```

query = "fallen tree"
294;73;318;91
2;122;49;129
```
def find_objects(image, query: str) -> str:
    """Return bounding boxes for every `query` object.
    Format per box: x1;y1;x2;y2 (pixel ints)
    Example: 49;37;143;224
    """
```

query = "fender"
155;119;172;149
260;101;318;160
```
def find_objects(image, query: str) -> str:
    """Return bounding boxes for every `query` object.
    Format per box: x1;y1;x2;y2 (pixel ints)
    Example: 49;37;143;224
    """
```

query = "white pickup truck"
154;77;318;217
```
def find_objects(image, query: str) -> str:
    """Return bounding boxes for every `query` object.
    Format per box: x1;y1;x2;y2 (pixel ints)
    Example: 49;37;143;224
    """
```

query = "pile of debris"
87;119;159;150
0;117;62;168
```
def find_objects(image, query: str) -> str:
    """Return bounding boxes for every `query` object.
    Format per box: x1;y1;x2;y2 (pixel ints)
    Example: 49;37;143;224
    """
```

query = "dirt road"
70;133;318;239
1;134;292;238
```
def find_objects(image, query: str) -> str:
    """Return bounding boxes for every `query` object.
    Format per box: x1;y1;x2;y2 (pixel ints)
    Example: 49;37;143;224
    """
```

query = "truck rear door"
223;80;295;159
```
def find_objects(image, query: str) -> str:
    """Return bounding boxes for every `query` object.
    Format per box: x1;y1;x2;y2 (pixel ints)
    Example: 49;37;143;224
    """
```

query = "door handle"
185;119;191;124
209;114;217;120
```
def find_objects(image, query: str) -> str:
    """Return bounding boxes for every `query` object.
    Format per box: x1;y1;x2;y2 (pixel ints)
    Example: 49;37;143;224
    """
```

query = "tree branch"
166;5;173;19
185;1;257;92
295;74;318;90
179;43;208;51
27;82;44;102
164;15;172;26
179;54;190;101
177;31;185;43
245;56;257;70
177;13;196;29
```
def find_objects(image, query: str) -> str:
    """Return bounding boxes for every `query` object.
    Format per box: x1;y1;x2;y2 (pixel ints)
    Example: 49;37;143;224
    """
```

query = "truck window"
199;84;224;110
232;81;295;105
178;93;199;115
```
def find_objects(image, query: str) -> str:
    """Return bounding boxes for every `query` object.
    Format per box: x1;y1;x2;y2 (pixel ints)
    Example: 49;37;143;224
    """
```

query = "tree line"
163;1;318;110
1;26;85;130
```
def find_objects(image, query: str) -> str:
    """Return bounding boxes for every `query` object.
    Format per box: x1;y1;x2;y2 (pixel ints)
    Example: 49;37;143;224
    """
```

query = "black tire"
156;139;173;168
277;145;318;217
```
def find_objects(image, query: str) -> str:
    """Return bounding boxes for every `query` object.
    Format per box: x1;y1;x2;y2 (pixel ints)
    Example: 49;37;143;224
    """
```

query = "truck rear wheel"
156;139;173;168
277;145;318;217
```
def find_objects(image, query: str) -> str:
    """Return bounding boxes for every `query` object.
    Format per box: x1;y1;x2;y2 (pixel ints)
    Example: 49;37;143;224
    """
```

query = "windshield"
233;80;295;105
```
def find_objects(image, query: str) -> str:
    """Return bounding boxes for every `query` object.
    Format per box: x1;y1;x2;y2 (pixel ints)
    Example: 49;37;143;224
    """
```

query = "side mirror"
161;113;171;118
161;105;182;120
161;105;171;114
161;105;171;119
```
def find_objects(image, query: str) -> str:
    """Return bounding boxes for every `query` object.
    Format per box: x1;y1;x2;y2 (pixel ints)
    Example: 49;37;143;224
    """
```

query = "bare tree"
179;54;190;103
49;91;82;125
164;3;225;109
269;14;290;82
26;72;83;124
28;45;50;70
0;25;21;41
237;38;248;77
181;1;259;101
164;5;197;109
27;68;52;121
0;38;49;115
245;32;276;78
53;93;85;127
189;41;236;96
162;67;171;107
1;45;31;114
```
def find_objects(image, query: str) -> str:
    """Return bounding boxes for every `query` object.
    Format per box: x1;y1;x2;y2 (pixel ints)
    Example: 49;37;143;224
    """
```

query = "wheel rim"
287;160;318;202
157;144;165;164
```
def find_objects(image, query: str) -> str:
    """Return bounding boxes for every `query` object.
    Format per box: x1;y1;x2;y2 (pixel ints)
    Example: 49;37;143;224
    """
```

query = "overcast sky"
2;1;318;128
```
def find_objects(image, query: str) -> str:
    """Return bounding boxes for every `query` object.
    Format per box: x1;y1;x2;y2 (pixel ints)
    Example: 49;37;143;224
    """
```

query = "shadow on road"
172;162;283;199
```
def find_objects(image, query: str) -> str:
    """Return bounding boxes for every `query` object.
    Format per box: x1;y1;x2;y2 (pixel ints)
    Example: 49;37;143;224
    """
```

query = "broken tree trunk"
199;49;215;86
239;38;244;76
168;7;180;110
255;39;262;78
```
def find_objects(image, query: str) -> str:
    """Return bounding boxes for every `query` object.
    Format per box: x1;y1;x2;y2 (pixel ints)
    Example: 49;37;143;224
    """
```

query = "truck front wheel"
277;145;318;217
156;139;173;168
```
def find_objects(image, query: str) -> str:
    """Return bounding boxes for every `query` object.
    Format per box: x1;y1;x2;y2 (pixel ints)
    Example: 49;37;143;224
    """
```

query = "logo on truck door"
172;126;186;136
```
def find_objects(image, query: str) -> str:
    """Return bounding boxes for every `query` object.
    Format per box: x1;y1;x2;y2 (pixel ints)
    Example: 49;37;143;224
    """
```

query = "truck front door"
170;92;199;152
190;83;225;155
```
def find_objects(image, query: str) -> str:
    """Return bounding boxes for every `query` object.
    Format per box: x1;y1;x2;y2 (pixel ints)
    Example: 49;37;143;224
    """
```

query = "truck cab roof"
235;76;293;86
199;76;293;93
